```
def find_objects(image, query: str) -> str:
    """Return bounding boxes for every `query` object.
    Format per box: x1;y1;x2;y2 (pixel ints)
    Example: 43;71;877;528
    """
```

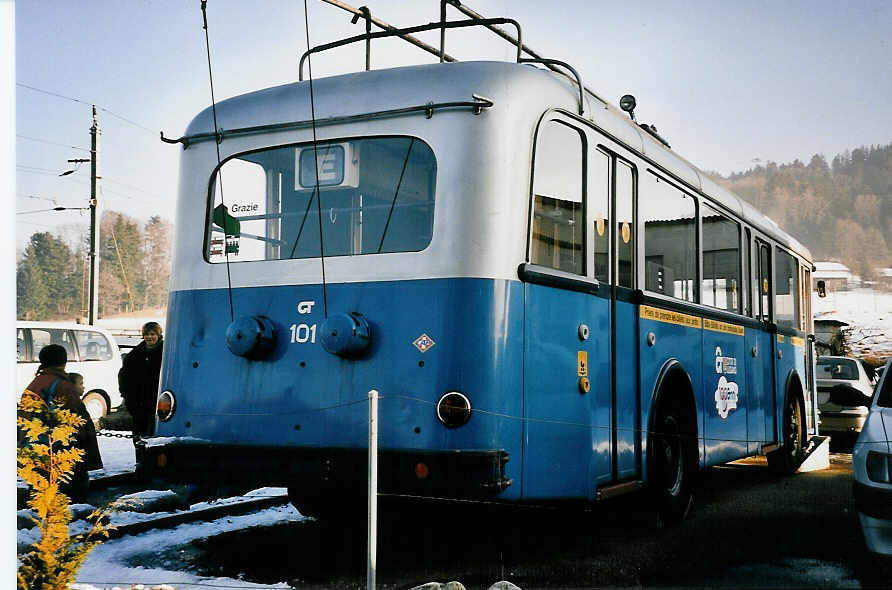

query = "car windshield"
877;363;892;408
817;358;858;380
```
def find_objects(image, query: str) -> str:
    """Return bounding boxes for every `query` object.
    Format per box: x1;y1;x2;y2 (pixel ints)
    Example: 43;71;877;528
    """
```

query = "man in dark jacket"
118;322;163;454
21;344;103;503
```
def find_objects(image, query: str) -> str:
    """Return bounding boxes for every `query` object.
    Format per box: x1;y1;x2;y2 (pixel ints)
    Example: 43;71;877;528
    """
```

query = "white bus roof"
182;60;812;262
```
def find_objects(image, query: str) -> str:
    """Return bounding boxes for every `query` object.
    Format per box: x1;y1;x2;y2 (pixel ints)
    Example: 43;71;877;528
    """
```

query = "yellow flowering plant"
16;392;115;590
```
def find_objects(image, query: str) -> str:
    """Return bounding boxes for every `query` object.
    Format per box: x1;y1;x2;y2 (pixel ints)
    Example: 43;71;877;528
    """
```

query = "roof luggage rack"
304;0;611;117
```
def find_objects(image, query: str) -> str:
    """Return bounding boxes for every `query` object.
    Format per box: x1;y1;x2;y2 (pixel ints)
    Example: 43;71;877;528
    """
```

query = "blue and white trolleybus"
144;4;818;522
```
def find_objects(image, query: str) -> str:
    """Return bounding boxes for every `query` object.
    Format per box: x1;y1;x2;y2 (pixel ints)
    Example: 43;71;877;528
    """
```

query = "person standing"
118;321;164;457
20;344;103;502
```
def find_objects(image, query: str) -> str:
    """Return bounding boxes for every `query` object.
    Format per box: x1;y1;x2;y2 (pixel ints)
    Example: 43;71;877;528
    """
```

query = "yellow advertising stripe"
639;305;702;329
790;336;805;347
703;318;745;336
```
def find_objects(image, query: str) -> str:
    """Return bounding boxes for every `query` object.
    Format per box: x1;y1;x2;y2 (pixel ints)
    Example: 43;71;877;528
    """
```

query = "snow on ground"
92;430;138;477
18;433;306;589
813;288;892;359
69;504;304;590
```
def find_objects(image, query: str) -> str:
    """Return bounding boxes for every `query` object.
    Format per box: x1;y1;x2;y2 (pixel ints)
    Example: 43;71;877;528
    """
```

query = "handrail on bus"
298;18;522;81
159;95;494;148
519;58;586;116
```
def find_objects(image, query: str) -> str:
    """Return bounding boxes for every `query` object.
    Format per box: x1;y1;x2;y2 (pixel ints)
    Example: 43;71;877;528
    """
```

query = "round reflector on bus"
157;390;176;422
436;391;471;428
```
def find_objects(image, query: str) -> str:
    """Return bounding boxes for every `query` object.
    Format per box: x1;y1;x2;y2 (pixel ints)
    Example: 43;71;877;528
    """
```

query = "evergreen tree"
16;233;77;319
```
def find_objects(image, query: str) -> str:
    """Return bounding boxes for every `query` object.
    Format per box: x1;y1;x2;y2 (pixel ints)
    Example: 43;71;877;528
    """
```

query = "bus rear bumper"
139;440;511;500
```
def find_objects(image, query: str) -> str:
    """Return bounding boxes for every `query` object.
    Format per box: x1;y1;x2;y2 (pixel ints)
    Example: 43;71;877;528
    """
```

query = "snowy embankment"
813;288;892;360
18;433;305;590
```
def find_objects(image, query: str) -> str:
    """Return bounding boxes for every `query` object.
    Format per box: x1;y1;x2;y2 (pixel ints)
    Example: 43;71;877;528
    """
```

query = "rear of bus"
141;62;552;512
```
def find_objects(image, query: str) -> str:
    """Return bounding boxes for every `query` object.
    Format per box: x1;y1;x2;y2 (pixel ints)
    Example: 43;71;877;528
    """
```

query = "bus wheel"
768;394;805;475
82;391;109;427
649;405;694;524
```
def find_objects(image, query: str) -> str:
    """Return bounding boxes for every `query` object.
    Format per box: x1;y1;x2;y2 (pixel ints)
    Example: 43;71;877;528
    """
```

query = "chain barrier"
96;429;137;439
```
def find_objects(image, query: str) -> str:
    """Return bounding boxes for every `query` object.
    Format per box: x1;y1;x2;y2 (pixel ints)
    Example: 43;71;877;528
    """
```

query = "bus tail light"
436;391;471;428
157;390;176;422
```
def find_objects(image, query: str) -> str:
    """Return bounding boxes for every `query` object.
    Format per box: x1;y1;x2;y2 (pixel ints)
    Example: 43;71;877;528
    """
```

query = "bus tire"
767;393;805;475
649;403;695;524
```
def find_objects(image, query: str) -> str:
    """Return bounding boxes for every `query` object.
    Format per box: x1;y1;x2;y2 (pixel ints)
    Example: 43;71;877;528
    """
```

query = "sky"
10;0;892;252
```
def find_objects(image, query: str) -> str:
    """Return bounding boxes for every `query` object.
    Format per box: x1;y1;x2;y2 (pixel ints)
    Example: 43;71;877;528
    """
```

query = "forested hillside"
711;142;892;279
17;212;171;320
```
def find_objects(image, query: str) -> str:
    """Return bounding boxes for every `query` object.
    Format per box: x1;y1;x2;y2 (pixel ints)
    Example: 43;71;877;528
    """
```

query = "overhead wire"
200;0;235;322
303;0;329;318
16;82;158;135
16;133;91;152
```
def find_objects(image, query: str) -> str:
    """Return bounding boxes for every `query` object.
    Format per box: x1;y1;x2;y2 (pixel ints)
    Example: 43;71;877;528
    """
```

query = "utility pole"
69;106;101;324
89;106;101;325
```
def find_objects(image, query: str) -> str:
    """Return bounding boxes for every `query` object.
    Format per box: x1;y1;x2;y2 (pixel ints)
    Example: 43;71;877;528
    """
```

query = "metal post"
367;389;378;590
440;0;447;63
88;105;101;325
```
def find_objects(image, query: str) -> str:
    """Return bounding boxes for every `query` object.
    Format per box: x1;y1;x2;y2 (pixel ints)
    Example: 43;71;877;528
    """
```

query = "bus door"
521;118;605;500
748;238;777;448
610;158;639;481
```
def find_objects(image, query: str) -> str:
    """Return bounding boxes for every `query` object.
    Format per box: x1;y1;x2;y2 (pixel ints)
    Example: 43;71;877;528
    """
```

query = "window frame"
700;202;742;314
527;117;589;277
640;170;699;303
202;134;438;264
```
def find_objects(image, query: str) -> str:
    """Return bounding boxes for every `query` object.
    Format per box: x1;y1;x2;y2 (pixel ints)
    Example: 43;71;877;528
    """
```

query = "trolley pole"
88;105;101;325
367;389;379;590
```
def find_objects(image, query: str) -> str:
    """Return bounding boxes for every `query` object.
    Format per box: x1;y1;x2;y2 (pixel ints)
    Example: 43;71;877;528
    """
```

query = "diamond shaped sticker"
413;333;435;353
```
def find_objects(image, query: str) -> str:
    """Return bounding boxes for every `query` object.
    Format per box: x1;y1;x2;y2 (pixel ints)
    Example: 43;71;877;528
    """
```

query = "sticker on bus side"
777;334;785;343
577;351;588;377
715;375;739;419
790;336;805;347
639;305;701;329
714;346;738;375
703;318;744;336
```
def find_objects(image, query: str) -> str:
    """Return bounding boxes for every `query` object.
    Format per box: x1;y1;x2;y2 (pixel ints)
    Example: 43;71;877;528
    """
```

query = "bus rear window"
206;137;436;262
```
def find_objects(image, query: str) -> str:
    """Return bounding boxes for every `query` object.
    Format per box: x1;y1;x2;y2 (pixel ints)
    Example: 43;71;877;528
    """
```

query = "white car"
853;356;892;556
816;355;877;435
16;321;123;423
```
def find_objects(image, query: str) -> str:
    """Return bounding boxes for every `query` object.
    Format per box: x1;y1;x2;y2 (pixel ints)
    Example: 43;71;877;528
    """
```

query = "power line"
17;208;60;215
16;134;91;152
17;164;68;174
16;82;158;135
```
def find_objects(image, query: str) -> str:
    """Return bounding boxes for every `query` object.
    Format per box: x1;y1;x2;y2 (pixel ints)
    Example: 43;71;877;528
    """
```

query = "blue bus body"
144;58;816;515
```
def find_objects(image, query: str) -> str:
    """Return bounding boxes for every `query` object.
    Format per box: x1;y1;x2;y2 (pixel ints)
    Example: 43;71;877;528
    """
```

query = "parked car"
816;355;877;435
853;356;892;556
16;321;123;423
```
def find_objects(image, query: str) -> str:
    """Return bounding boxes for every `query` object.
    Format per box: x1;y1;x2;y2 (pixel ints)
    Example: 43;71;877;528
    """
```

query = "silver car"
853;356;892;556
816;356;877;435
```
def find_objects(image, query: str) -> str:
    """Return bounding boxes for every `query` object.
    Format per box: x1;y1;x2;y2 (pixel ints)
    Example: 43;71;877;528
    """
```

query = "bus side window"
775;247;799;330
616;161;635;288
801;265;811;332
743;228;751;317
590;149;610;283
641;173;696;301
701;203;741;313
757;242;771;322
531;121;585;275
